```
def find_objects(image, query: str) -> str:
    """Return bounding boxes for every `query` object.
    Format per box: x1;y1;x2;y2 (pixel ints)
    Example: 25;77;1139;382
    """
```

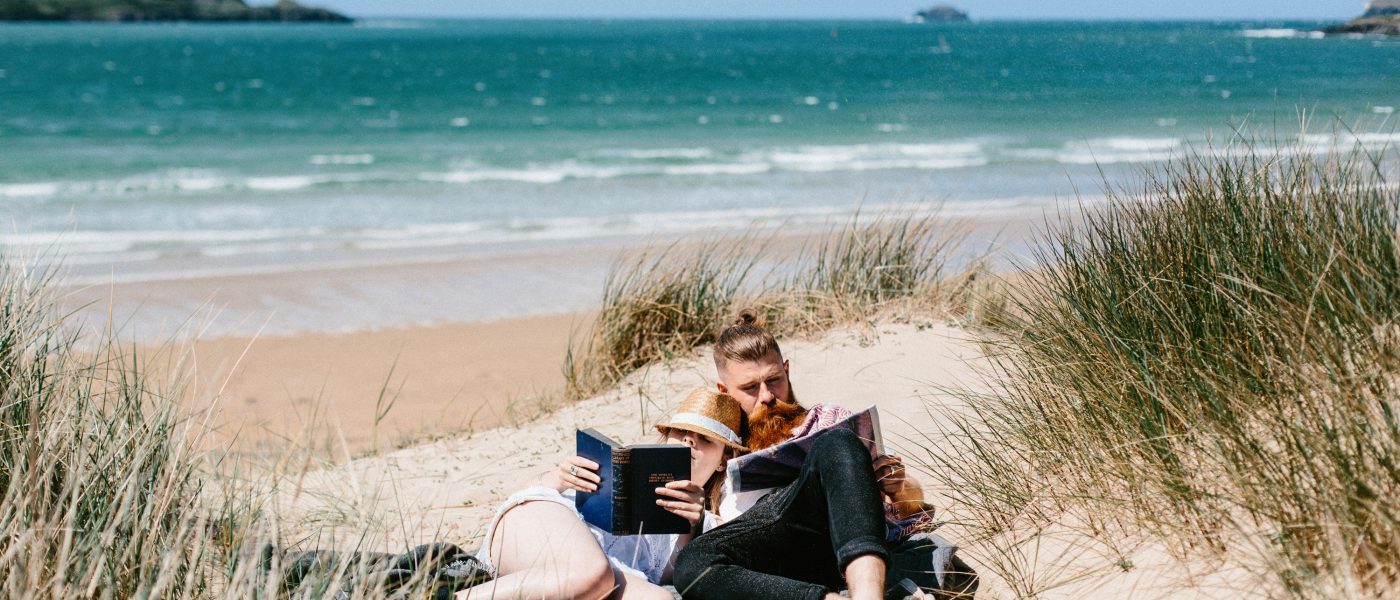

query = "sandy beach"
184;312;581;455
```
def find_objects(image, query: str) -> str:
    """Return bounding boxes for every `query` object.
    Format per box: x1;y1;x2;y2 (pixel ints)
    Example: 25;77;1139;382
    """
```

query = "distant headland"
1323;0;1400;35
911;5;969;23
0;0;352;22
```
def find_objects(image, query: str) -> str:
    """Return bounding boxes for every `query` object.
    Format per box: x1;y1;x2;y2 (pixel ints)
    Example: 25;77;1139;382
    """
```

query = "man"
672;313;975;600
709;315;926;517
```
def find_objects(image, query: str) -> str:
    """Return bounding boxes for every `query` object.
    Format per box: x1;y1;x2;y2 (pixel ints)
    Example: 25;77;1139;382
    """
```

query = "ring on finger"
569;465;578;476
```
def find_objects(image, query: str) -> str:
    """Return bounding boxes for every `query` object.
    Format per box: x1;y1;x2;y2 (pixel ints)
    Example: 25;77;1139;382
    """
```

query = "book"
574;428;692;536
725;405;883;494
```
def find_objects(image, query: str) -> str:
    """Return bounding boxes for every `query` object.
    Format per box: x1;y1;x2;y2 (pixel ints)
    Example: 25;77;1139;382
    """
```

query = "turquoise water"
0;19;1396;287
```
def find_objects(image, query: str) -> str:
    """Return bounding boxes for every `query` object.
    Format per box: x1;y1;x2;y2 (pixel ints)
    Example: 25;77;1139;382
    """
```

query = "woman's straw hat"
656;388;748;451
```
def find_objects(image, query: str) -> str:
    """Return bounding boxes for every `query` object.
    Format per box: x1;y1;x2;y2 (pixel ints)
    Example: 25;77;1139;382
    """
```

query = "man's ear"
716;381;728;393
783;359;790;374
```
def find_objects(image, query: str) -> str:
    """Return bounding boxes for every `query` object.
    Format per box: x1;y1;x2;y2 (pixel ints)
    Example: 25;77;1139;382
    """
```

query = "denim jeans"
673;428;890;600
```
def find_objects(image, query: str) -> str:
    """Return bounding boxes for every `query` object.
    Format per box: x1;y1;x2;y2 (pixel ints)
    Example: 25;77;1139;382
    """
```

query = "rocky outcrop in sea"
912;5;969;23
0;0;352;22
1323;1;1400;35
1322;14;1400;36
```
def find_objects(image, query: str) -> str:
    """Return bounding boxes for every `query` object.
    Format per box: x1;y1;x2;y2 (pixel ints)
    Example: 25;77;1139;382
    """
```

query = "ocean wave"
310;153;375;165
353;20;428;29
594;148;715;160
420;164;634;184
660;163;772;176
1012;137;1184;165
14;197;1060;276
0;169;380;200
0;182;61;198
1299;132;1400;147
1241;28;1324;39
247;175;328;191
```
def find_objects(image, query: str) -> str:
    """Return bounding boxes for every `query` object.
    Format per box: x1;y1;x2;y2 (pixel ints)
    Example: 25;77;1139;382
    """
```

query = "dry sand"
261;320;1265;599
186;313;580;455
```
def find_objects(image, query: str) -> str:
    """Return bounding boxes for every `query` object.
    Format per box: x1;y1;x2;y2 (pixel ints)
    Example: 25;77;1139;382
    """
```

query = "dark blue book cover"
575;430;690;535
576;428;623;534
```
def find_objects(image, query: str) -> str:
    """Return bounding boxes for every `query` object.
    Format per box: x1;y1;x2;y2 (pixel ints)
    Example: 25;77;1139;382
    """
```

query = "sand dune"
267;320;1262;598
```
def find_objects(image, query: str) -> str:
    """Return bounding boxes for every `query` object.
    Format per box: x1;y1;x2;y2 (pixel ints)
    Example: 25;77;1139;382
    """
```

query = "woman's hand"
654;480;705;528
545;456;601;493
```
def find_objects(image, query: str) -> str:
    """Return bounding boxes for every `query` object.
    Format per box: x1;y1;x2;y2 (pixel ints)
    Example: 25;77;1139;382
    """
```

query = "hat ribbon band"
667;413;742;446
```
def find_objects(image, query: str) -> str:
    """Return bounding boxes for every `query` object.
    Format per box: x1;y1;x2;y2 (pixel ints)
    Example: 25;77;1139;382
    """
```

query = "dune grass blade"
941;142;1400;597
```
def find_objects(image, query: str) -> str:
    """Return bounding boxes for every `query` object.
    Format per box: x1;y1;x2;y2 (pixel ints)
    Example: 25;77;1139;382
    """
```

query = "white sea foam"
763;141;987;172
0;182;60;198
199;241;323;258
781;157;988;172
422;162;638;185
597;148;715;159
353;20;428;29
893;142;985;156
661;163;772;176
1298;132;1400;153
247;176;323;191
1241;29;1305;38
1046;137;1184;165
1098;137;1183;152
309;153;375;165
0;228;305;249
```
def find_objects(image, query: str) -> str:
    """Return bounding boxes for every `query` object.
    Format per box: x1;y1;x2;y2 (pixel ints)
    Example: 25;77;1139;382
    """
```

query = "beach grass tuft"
565;213;977;400
0;258;458;599
935;140;1400;597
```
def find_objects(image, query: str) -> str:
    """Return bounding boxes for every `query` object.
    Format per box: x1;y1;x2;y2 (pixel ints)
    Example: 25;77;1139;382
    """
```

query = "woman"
458;388;747;600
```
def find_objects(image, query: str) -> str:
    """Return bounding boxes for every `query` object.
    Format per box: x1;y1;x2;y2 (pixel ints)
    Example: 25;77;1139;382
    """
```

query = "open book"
725;405;883;494
574;428;691;536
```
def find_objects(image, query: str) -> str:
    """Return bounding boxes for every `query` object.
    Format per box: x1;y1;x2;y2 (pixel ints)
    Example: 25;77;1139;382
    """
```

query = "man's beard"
746;398;808;451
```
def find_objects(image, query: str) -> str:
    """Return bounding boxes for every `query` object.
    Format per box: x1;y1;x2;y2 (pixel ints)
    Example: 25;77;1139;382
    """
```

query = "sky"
310;1;1368;21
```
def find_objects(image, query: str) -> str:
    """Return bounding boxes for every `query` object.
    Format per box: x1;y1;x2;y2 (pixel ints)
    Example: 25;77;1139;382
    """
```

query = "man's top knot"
715;308;780;367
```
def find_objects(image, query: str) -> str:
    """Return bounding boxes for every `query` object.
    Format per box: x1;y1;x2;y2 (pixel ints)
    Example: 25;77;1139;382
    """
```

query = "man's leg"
675;428;889;600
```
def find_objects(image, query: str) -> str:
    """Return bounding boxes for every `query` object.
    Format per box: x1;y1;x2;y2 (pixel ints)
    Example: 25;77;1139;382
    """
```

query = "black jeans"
674;428;890;600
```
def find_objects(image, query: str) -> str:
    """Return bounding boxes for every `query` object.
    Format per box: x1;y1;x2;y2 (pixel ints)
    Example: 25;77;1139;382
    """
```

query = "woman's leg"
457;500;617;600
618;571;676;600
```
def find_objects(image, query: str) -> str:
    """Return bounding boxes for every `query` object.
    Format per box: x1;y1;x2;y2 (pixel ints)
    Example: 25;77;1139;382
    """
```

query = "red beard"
746;400;808;451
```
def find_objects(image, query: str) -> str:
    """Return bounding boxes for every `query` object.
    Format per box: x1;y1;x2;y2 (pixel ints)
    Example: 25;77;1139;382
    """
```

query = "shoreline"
58;210;1047;343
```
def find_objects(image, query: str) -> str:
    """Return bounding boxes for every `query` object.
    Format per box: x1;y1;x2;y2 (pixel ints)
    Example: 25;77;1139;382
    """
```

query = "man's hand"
875;454;928;519
655;480;705;529
873;454;906;496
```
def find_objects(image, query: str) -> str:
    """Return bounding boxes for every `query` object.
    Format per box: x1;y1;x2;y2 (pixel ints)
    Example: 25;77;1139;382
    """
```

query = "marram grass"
0;260;452;599
564;213;981;400
937;142;1400;598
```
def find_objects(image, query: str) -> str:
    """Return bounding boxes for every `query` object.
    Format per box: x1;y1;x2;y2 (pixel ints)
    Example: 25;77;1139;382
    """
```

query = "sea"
0;19;1396;336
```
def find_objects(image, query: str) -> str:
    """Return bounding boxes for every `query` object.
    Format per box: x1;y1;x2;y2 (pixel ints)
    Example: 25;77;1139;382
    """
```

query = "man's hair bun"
715;308;780;367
